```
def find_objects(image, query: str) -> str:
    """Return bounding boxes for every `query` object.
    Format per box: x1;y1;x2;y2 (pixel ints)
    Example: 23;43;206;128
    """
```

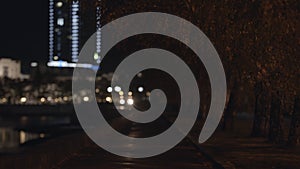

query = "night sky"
0;0;48;64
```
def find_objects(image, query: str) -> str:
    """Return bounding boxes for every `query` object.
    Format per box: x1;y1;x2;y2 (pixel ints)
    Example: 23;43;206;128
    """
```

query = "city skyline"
48;0;102;68
0;0;102;71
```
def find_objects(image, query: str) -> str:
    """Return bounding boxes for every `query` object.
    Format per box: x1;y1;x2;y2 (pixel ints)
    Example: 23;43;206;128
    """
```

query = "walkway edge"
163;116;225;169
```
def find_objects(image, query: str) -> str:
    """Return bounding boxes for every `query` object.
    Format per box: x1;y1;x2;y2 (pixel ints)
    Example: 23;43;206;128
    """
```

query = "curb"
163;116;225;169
186;134;225;169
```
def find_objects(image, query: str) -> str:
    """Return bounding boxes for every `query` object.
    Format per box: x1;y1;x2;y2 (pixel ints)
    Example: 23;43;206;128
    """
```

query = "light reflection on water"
0;128;40;150
0;116;72;152
18;116;71;126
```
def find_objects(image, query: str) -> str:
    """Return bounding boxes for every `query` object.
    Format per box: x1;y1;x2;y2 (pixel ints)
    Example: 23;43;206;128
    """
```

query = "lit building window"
56;2;63;8
54;56;59;60
31;62;38;67
57;18;64;26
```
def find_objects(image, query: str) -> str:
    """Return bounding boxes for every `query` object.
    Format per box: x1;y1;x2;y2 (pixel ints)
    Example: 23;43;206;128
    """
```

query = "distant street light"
114;86;121;92
107;87;113;93
31;62;38;67
20;97;27;103
138;87;144;92
127;98;134;105
106;97;112;103
83;96;89;102
40;97;46;103
120;99;125;105
63;96;68;101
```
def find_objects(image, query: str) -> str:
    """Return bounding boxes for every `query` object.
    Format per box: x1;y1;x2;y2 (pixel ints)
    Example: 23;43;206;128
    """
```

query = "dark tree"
222;82;238;131
252;82;270;137
288;97;300;146
268;93;285;144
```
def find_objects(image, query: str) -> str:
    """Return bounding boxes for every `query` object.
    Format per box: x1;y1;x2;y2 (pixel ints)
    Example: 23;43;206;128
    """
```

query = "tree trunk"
288;97;300;146
222;83;237;131
252;82;269;137
268;95;284;144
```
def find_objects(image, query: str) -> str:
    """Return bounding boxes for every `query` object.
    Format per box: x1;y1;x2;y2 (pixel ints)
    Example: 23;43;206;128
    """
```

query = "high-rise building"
48;0;101;68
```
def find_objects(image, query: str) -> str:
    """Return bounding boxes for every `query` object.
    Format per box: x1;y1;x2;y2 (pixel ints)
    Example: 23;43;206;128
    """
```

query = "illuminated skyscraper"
48;0;101;68
71;0;80;63
95;0;101;64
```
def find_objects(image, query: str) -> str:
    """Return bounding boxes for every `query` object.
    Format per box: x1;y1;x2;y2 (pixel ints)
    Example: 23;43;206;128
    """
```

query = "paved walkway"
54;117;219;169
